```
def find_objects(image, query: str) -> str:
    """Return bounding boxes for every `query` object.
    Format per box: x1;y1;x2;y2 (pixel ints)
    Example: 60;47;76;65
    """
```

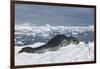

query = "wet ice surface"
15;42;94;65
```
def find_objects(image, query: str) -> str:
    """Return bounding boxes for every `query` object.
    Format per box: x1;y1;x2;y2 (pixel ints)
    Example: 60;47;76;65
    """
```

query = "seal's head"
67;37;79;45
57;36;79;47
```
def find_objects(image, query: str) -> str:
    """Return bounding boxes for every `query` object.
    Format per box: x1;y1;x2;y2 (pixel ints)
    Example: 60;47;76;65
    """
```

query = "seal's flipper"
18;50;23;54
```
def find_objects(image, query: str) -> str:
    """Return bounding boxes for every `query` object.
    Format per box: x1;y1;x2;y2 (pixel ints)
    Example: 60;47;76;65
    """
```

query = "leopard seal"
18;34;79;54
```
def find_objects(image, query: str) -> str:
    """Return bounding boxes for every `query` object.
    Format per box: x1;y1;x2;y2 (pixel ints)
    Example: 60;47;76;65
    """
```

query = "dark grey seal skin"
18;34;79;54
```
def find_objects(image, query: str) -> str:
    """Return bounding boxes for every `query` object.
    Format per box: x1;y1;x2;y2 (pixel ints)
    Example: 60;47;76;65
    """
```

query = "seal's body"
18;35;79;54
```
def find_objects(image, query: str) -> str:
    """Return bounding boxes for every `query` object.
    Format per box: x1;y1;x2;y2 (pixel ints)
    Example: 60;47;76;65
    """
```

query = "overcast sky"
15;4;94;26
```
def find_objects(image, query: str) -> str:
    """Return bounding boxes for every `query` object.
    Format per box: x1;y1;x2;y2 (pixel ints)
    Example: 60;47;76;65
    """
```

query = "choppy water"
15;29;94;46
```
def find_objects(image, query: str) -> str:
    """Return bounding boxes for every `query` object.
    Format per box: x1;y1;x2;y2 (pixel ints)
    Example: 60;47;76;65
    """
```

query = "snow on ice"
15;41;94;65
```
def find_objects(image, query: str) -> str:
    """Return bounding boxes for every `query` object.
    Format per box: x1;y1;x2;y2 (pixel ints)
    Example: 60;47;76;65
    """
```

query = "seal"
18;34;79;54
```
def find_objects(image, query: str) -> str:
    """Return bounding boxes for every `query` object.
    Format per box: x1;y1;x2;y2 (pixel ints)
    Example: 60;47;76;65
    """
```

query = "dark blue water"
15;30;94;46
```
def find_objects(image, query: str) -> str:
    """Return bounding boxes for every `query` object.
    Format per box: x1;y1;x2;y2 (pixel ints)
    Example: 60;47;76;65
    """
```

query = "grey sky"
15;4;94;26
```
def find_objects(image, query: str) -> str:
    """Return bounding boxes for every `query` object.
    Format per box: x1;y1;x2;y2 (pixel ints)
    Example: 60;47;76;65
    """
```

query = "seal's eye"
73;40;75;41
72;39;76;42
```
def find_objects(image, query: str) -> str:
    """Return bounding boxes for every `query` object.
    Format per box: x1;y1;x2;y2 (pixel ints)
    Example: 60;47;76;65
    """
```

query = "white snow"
26;42;46;48
15;41;94;65
15;24;94;36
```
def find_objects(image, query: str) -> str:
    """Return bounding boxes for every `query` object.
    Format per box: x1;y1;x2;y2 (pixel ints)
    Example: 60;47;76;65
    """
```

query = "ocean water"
15;24;94;46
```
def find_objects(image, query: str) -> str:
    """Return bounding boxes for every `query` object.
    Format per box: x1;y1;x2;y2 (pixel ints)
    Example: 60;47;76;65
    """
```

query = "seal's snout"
77;40;79;44
73;40;79;45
